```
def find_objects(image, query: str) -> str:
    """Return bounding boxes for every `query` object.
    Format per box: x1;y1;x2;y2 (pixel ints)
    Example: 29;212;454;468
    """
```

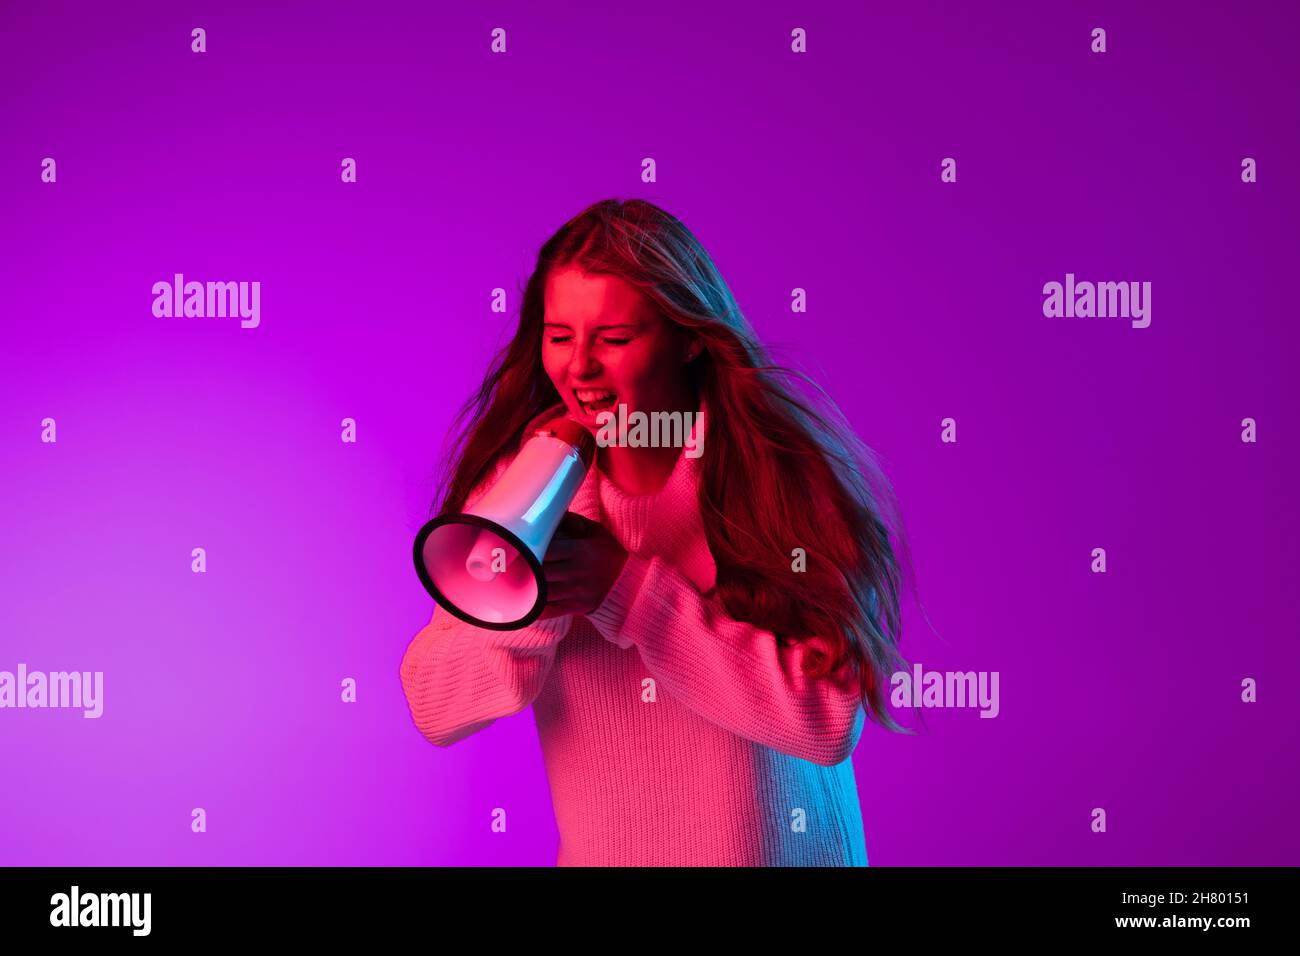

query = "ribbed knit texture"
400;402;869;866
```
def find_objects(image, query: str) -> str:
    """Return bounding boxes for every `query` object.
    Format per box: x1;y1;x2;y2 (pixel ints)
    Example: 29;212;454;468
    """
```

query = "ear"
684;337;704;362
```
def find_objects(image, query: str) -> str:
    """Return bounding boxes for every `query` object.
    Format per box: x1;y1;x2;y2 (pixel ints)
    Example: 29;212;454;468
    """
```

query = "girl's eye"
545;334;630;346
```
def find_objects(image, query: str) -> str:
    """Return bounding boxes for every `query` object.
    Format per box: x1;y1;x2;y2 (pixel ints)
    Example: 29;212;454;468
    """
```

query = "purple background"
2;1;1296;866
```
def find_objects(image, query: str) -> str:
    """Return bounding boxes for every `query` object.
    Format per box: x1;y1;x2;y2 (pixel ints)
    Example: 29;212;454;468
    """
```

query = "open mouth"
573;388;618;415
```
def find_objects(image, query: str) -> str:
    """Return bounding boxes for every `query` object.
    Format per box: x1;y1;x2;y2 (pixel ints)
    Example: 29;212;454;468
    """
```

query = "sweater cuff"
476;610;572;652
586;553;654;649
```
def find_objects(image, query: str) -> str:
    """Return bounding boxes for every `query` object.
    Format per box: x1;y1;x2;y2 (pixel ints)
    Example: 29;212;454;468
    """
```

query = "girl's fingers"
545;577;585;600
544;600;587;616
545;579;595;606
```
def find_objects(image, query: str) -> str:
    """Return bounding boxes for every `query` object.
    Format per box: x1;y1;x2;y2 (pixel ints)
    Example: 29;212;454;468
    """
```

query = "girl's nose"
568;340;600;377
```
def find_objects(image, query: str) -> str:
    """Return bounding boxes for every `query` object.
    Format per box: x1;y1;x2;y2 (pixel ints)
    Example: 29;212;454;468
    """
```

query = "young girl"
401;198;915;866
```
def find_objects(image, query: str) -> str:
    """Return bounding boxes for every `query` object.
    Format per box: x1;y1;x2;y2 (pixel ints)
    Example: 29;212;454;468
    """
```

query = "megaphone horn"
413;416;596;630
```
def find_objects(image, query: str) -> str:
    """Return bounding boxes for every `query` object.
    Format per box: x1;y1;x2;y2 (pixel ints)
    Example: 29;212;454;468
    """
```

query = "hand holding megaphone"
538;512;629;618
413;415;597;630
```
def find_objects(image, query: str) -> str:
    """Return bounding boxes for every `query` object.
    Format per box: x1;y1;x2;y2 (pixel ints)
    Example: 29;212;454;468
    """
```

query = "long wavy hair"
430;198;920;733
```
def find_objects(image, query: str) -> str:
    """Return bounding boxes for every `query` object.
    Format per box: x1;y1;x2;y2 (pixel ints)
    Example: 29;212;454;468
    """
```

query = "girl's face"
542;267;699;430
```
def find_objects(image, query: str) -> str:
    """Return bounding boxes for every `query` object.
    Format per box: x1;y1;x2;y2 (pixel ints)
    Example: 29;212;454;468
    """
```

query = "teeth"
576;389;615;403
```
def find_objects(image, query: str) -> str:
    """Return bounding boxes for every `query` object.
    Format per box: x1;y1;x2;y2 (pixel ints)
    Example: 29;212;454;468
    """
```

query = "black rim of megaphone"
412;513;547;631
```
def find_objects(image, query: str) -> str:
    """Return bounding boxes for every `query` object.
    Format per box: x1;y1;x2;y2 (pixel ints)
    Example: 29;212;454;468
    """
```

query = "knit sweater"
400;402;870;866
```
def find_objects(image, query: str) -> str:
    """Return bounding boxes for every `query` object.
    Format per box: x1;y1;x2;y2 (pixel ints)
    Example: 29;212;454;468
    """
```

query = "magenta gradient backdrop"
2;1;1297;866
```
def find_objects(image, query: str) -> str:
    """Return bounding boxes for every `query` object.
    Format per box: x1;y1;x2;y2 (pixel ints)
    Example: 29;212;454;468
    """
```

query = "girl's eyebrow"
543;321;639;330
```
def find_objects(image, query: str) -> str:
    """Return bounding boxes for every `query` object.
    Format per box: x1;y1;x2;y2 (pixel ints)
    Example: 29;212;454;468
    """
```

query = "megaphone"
413;416;597;630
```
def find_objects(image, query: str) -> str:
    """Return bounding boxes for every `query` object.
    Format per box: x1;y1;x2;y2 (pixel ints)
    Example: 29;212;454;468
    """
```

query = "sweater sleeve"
585;554;865;766
399;452;573;748
400;607;571;747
